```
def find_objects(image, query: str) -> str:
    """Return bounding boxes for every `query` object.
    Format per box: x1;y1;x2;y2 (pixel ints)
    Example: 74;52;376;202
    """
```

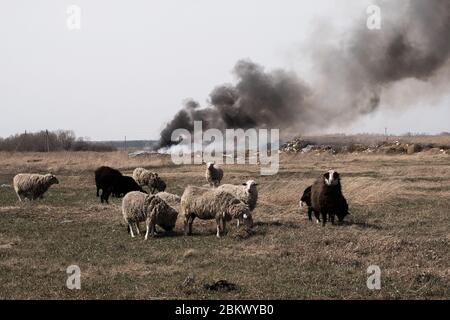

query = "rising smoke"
157;0;450;149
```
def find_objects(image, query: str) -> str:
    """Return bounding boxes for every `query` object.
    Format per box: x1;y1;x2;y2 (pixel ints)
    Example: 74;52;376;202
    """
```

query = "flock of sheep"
11;162;349;240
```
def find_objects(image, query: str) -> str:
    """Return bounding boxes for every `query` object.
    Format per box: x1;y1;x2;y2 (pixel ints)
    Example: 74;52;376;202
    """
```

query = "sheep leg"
184;215;190;235
216;214;223;238
216;216;221;238
321;211;327;227
216;225;221;238
144;220;150;240
145;216;156;240
222;217;227;235
135;222;140;235
330;213;335;225
100;190;106;203
128;223;135;238
102;190;111;204
15;191;23;202
311;209;320;223
188;216;195;235
184;215;195;236
308;208;313;221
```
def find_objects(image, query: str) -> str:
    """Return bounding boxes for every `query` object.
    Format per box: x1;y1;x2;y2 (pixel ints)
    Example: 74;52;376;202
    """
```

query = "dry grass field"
0;151;449;299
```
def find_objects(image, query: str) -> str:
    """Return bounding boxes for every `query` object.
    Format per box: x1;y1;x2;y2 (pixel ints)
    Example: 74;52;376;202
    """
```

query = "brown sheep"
311;170;349;226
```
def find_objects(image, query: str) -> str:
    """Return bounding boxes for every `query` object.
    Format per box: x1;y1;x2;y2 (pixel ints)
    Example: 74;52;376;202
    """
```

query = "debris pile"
281;138;450;155
280;137;312;153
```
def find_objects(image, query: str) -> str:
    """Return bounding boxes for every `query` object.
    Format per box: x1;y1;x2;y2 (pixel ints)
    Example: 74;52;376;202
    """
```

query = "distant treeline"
0;130;116;152
103;140;159;150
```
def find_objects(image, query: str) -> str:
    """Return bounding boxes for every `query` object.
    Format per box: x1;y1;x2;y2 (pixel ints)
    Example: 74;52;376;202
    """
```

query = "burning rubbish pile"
281;137;450;155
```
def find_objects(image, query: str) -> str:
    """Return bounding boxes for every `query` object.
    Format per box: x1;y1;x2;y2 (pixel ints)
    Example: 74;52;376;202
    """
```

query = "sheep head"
337;211;349;222
242;180;258;193
323;170;340;186
159;222;175;232
45;174;59;185
150;175;166;192
229;203;253;228
158;205;178;232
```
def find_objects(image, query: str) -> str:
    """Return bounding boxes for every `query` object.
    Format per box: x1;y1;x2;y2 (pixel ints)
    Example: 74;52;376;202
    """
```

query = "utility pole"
384;127;388;141
46;129;50;152
124;136;127;150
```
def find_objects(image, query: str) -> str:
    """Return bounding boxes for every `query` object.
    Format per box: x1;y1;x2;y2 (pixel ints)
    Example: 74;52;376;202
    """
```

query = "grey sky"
1;0;448;140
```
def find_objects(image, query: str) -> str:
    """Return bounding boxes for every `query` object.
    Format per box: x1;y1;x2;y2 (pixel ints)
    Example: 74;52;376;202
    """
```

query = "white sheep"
13;173;59;201
132;167;166;193
217;180;258;227
205;162;223;187
180;185;253;238
155;191;181;208
122;191;178;240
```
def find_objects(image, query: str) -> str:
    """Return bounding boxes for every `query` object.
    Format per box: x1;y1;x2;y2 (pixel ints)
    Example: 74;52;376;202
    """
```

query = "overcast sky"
1;0;449;140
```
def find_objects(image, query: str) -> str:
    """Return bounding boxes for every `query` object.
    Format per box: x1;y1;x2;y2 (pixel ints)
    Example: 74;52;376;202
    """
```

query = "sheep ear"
242;183;247;186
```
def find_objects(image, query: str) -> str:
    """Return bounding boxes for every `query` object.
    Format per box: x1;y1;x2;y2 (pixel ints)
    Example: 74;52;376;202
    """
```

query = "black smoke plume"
157;0;450;149
158;61;314;148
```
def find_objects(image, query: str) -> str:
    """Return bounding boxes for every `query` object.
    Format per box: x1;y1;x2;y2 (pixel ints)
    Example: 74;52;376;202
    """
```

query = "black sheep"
300;185;316;221
95;166;122;197
99;174;146;204
336;196;349;223
311;170;349;226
